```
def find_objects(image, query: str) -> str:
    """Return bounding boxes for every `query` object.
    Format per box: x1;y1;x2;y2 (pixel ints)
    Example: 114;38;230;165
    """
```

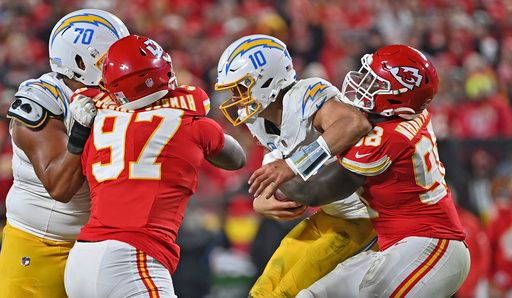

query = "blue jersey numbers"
249;50;267;69
73;28;94;45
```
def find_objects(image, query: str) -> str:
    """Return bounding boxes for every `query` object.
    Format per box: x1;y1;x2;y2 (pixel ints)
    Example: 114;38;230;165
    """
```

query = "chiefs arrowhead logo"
390;67;423;90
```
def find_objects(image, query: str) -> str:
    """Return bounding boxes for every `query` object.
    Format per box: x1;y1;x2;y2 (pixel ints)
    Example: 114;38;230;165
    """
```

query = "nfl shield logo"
21;256;31;266
145;78;154;88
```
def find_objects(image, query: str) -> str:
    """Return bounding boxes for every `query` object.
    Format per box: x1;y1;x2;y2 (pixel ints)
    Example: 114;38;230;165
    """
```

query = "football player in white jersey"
215;34;377;297
0;9;129;297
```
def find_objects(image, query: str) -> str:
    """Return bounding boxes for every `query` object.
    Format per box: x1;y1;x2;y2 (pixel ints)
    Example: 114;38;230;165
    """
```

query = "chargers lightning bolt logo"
51;12;119;46
302;82;329;117
225;37;288;73
26;80;68;117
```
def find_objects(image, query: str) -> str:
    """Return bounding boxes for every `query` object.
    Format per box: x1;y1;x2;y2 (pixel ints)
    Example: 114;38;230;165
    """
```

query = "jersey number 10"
249;50;267;69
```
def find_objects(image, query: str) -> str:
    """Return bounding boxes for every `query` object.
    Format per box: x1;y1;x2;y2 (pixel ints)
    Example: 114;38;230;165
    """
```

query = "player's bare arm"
206;133;246;170
249;99;371;199
10;89;97;203
312;100;371;155
278;161;365;206
11;119;84;203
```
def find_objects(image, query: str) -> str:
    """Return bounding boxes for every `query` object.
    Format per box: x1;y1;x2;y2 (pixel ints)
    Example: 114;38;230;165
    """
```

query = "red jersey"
78;85;223;273
340;110;465;250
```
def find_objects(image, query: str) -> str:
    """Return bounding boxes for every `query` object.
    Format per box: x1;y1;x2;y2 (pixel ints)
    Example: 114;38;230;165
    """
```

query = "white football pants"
64;240;176;298
297;236;470;298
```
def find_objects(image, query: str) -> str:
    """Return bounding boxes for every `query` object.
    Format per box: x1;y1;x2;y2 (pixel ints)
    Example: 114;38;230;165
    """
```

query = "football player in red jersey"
63;35;246;298
255;45;471;297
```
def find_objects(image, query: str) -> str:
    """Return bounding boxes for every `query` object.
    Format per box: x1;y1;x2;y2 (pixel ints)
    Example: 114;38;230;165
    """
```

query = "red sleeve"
191;117;224;156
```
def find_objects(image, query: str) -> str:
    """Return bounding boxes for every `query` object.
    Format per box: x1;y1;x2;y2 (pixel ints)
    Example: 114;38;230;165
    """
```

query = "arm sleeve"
193;117;225;156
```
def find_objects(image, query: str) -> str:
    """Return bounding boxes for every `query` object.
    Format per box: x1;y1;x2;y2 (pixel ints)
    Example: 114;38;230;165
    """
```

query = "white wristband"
285;136;332;181
316;135;332;155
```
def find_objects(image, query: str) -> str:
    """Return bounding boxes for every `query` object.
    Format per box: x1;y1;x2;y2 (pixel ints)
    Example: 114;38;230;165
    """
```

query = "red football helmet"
102;34;177;109
341;45;439;119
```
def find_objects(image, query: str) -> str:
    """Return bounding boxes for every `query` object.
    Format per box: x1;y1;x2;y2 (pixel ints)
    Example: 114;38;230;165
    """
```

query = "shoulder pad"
16;78;68;117
167;85;210;117
7;97;49;129
293;78;341;120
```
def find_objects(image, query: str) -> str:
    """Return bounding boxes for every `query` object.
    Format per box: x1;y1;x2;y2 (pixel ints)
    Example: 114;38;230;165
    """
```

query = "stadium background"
0;0;511;297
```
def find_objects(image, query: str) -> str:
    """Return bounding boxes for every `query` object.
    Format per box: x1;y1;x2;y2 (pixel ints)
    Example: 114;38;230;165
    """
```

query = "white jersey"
246;78;369;219
5;72;90;241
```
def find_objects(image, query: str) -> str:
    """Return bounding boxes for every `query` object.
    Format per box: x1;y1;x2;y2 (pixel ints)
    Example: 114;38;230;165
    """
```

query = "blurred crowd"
0;0;512;297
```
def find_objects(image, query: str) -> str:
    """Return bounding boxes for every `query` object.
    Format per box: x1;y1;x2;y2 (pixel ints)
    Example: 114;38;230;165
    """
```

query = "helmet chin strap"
268;77;293;103
51;61;75;80
268;88;279;102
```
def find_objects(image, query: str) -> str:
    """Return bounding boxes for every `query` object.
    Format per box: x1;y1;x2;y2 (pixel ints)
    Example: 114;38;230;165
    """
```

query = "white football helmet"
215;34;296;126
49;9;129;86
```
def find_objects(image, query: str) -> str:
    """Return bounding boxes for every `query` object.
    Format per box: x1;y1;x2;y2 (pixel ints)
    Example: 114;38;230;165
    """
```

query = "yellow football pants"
250;210;378;298
0;222;74;298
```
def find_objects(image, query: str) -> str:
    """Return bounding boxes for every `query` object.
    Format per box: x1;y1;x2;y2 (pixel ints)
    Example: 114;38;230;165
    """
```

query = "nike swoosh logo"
355;152;371;158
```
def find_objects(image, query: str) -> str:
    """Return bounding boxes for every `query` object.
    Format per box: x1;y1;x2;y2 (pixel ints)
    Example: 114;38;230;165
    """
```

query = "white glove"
70;94;97;128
